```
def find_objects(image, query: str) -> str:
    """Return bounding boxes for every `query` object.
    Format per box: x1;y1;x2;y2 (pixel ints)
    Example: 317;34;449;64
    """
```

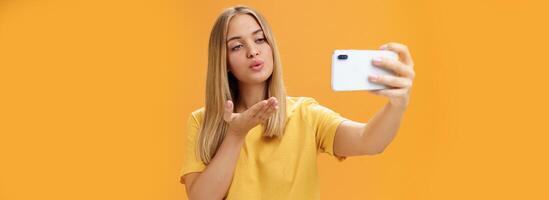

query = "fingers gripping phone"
331;50;399;91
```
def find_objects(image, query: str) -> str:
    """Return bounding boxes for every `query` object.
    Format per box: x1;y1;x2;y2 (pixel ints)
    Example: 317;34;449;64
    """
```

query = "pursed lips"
250;59;264;68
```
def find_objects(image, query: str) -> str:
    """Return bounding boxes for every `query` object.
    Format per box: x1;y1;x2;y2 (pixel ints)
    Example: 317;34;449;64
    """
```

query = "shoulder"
287;96;341;118
286;96;317;104
188;107;205;126
287;95;325;108
286;96;315;110
285;96;324;117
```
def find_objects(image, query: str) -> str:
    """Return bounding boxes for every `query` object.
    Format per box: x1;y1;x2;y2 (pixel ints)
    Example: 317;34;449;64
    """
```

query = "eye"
255;38;266;43
231;44;243;51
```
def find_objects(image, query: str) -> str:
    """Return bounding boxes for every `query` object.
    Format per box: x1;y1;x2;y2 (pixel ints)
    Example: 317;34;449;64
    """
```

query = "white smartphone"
331;50;399;91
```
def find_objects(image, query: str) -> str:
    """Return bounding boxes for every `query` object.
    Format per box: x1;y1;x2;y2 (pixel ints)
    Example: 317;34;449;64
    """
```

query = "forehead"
227;14;262;37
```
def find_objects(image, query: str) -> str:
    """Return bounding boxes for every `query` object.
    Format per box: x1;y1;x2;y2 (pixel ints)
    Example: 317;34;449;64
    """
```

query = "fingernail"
372;57;382;64
369;75;378;81
380;44;388;50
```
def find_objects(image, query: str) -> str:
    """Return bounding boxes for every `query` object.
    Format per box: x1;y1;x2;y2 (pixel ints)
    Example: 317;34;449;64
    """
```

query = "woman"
180;5;415;200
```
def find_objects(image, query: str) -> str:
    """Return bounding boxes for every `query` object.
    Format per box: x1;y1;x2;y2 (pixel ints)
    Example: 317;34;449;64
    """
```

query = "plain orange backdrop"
1;0;548;199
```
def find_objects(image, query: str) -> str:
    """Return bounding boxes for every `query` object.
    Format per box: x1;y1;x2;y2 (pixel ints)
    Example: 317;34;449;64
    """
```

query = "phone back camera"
337;54;348;60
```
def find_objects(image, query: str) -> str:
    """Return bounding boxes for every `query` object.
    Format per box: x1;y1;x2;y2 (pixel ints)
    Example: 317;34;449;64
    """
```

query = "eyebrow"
226;29;263;43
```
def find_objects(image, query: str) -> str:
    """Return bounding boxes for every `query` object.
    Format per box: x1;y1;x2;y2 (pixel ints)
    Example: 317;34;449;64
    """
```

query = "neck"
236;82;266;113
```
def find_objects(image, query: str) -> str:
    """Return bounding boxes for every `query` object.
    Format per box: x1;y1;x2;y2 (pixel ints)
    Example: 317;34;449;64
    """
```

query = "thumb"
223;100;234;122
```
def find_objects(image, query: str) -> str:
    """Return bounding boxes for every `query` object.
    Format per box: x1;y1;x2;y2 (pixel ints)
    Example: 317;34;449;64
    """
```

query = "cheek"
228;52;246;71
262;45;274;64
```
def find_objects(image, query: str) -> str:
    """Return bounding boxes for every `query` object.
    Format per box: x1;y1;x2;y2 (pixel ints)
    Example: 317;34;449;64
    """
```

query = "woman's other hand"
223;97;279;137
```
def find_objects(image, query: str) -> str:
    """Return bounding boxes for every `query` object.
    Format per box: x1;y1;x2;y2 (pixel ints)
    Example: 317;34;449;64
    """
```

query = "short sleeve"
179;112;206;183
305;98;348;161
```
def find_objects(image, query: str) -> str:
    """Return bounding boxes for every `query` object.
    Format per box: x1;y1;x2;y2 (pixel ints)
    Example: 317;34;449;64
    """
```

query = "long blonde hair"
197;6;287;164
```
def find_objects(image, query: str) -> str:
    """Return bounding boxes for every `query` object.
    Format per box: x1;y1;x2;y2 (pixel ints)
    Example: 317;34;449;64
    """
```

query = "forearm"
188;132;245;200
361;102;406;154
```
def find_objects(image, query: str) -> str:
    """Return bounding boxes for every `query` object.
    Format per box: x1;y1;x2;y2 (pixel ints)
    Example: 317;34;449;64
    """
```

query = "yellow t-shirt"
180;96;348;199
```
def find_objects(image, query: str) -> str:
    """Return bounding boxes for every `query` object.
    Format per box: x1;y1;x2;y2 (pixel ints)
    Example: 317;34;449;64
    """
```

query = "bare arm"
334;103;406;156
183;132;245;200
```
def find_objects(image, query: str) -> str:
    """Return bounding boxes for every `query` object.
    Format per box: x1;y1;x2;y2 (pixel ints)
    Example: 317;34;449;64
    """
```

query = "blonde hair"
197;5;287;164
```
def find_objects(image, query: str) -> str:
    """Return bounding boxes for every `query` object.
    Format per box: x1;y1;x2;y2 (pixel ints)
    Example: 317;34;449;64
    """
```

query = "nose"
246;44;260;58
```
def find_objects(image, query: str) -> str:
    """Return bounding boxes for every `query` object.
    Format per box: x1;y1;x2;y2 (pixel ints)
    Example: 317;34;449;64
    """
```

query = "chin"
245;76;271;84
244;71;272;84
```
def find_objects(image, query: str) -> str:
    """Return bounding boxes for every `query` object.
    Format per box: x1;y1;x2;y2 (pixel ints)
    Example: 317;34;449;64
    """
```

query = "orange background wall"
1;0;548;199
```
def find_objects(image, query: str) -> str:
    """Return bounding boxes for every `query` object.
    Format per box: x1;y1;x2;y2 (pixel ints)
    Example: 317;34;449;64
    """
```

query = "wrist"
387;101;408;112
226;128;246;141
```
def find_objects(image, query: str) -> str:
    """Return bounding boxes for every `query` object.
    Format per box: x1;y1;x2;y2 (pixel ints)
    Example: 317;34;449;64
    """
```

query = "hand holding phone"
331;50;399;91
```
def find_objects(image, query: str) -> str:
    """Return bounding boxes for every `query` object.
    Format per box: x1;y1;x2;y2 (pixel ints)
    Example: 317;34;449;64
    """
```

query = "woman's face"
226;14;273;85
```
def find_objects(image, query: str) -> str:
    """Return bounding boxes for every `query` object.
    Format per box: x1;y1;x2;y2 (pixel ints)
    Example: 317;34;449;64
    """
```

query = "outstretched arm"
333;42;415;157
